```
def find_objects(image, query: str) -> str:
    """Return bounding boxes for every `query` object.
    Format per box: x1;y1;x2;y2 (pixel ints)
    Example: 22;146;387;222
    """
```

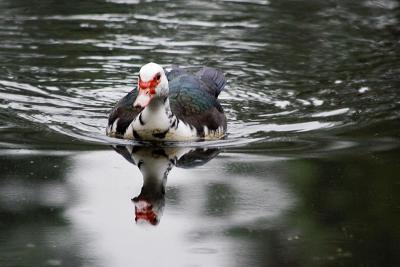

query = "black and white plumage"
106;63;227;141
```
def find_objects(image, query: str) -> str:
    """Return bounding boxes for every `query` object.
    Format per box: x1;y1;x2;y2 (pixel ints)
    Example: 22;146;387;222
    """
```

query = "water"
0;0;399;266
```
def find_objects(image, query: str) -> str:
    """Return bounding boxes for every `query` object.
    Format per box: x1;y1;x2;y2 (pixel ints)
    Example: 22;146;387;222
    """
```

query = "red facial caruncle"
138;72;161;94
134;72;161;108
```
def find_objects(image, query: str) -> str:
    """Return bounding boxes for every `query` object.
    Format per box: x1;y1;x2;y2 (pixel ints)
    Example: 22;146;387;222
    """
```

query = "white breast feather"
165;120;198;141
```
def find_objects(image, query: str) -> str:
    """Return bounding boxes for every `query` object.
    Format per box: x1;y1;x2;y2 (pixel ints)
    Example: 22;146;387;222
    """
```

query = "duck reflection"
113;145;220;225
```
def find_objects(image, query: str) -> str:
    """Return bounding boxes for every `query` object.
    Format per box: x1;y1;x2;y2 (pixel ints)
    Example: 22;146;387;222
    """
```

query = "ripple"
44;14;130;22
133;14;259;28
106;0;139;4
0;0;398;151
221;0;270;5
311;108;351;118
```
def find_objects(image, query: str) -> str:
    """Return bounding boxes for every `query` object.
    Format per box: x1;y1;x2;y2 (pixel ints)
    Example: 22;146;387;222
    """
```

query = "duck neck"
144;96;169;113
138;96;174;132
130;95;199;141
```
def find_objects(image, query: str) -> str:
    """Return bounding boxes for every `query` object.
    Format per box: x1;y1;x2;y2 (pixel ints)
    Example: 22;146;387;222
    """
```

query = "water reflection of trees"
215;147;400;266
281;148;400;266
0;153;84;266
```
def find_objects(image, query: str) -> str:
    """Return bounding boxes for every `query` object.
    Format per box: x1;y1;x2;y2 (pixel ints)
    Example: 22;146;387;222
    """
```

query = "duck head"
134;62;168;108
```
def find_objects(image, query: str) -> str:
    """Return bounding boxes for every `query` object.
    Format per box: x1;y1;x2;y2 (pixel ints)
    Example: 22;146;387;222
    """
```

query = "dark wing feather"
108;89;142;136
195;67;226;97
169;74;226;134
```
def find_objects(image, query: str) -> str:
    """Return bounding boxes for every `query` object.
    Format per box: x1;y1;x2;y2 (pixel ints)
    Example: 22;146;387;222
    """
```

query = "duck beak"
134;89;153;108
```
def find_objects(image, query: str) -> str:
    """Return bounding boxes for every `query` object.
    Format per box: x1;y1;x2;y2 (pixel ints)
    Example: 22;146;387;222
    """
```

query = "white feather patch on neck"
124;98;199;141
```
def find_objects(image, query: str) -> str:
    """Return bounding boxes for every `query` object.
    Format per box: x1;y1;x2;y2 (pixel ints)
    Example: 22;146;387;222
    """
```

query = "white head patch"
139;62;164;82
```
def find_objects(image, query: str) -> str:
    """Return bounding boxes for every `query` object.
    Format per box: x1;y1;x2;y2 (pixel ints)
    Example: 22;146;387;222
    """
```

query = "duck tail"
196;67;227;97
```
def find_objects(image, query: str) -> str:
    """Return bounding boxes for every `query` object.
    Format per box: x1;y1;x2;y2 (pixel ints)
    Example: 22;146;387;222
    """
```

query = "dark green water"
0;0;399;266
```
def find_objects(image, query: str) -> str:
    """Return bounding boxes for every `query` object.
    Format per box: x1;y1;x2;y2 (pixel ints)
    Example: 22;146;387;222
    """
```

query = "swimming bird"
107;62;227;141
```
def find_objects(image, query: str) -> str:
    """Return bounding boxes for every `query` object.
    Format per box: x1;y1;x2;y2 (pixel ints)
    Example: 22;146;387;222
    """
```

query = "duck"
106;62;227;141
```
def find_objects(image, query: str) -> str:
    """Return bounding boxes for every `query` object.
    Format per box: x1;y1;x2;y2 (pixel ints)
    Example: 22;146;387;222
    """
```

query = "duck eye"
156;74;161;81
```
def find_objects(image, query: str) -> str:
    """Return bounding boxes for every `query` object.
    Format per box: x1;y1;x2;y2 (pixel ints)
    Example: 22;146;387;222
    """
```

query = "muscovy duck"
106;62;227;141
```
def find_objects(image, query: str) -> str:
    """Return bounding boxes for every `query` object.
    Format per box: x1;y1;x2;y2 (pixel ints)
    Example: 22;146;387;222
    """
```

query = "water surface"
0;0;399;266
